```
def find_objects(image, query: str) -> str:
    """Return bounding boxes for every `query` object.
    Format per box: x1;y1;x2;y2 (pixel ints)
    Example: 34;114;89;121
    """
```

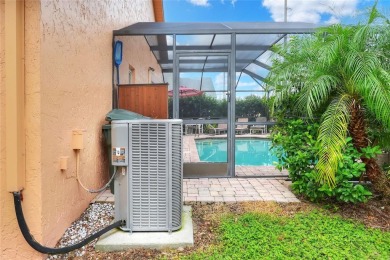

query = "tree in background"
236;95;270;120
168;95;269;120
267;3;390;196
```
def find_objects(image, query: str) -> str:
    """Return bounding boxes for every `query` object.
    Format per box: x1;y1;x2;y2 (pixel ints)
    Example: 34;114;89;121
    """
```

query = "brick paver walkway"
93;134;298;203
183;178;298;202
93;178;299;203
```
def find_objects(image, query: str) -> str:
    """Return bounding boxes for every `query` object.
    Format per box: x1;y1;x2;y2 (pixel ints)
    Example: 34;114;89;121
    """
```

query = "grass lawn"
184;210;389;259
76;200;389;259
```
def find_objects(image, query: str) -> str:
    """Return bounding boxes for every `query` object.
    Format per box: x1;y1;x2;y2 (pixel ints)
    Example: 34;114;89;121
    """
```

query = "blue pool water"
195;138;278;166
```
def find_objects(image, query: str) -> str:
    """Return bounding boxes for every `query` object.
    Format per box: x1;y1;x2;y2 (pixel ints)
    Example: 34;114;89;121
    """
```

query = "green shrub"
271;119;373;203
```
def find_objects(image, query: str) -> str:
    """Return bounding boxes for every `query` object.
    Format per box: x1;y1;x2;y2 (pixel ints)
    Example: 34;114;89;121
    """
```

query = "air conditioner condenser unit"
111;119;183;232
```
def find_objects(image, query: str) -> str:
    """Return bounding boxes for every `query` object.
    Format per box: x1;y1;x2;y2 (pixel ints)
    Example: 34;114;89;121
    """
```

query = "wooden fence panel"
118;84;168;119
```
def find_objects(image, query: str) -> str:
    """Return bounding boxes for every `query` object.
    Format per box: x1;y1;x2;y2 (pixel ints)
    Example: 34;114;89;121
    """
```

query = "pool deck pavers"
183;178;299;202
183;135;200;162
93;178;299;203
94;134;298;204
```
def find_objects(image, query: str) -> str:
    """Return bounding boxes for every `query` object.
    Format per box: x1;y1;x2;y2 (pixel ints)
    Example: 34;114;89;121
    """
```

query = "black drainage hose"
13;191;124;255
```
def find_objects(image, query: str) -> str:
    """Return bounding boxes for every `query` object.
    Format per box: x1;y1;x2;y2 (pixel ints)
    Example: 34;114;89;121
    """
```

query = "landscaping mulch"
332;195;390;231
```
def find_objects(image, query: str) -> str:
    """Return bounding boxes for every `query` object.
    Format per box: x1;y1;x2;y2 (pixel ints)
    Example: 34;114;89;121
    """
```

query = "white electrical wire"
75;150;118;193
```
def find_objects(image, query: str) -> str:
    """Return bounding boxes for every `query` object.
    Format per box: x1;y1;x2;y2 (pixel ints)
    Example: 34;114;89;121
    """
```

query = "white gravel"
46;202;114;259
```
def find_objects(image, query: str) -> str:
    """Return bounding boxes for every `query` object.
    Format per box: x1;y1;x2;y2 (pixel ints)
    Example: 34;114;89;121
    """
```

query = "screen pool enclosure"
113;22;315;178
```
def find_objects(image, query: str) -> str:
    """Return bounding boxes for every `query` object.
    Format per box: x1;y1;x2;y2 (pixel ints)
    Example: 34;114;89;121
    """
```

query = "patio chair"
209;123;227;135
185;123;203;135
250;117;267;134
235;118;248;135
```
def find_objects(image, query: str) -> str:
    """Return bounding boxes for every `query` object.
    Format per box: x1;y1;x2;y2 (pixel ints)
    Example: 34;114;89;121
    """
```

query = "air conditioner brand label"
112;147;126;163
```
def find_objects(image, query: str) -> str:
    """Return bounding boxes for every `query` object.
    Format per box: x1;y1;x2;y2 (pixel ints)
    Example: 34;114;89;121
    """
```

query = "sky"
163;0;390;99
164;0;390;24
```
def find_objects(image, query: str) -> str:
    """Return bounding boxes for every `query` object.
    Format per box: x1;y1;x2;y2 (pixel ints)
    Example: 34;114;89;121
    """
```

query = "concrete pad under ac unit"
95;206;194;252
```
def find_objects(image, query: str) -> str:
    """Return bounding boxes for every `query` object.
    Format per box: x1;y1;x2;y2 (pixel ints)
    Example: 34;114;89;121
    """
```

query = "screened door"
173;52;232;178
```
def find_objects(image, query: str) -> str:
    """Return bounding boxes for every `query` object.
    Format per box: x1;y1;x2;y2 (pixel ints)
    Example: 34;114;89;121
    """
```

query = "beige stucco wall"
1;1;39;258
1;0;163;259
1;1;4;256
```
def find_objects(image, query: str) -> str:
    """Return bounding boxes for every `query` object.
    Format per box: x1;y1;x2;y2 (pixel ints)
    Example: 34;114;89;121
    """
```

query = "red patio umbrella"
168;86;204;98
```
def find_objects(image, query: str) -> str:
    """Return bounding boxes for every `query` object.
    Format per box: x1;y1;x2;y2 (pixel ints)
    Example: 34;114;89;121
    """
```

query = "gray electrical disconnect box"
111;119;183;232
111;123;128;166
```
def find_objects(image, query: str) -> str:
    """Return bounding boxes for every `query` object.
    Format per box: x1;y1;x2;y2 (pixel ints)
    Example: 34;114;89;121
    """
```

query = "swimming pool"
195;138;278;166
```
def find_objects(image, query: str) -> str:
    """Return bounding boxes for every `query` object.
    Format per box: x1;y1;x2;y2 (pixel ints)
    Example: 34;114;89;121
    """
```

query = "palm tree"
268;4;390;195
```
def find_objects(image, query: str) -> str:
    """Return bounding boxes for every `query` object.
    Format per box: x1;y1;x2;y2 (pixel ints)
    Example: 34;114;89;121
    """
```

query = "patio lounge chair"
235;118;248;135
250;117;267;134
209;123;227;135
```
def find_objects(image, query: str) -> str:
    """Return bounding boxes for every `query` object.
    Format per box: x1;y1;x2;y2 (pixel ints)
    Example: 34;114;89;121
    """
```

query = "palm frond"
345;50;381;93
296;74;339;118
316;94;353;186
368;0;381;24
269;37;320;116
315;24;350;68
272;83;296;109
359;68;390;129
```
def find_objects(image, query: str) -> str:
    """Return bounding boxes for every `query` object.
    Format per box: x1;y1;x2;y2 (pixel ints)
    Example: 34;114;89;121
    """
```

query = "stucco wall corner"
0;0;5;255
38;0;161;250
